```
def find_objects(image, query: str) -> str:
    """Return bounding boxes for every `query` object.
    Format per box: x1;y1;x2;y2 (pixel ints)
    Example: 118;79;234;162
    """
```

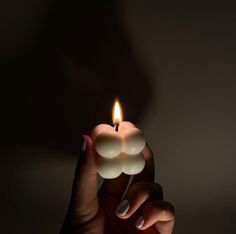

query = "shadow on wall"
0;0;153;154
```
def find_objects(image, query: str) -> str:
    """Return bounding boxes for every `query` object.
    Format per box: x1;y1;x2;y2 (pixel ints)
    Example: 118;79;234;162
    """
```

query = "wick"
114;124;119;132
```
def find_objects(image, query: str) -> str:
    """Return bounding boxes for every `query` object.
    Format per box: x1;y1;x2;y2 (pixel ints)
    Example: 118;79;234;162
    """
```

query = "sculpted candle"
91;99;146;179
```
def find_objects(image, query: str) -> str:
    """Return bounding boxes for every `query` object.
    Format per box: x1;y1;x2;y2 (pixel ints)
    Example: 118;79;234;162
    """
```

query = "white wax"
91;124;114;139
92;124;122;159
121;153;145;175
95;132;122;158
96;156;122;179
91;121;146;179
122;128;146;155
118;121;135;131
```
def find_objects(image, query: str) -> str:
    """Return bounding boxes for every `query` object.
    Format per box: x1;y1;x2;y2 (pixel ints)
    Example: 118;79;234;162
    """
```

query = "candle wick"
114;124;119;132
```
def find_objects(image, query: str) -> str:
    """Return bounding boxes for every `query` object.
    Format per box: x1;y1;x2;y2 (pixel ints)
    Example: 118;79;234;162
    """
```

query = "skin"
61;135;175;234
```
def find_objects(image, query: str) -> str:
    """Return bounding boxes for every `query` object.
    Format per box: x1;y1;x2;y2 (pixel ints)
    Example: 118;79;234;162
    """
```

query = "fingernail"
115;200;130;216
80;137;86;154
135;216;145;229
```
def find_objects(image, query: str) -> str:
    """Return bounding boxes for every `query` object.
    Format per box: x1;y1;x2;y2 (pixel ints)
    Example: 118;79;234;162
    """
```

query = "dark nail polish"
116;200;130;216
135;216;145;229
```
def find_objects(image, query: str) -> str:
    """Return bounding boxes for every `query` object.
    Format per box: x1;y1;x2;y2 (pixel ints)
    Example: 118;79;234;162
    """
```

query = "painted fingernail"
115;200;130;216
135;216;145;229
80;137;86;154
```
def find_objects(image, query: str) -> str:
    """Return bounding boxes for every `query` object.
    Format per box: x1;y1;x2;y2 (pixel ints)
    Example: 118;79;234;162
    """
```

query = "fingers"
131;143;155;184
115;181;174;233
70;135;99;220
116;181;163;218
136;200;175;233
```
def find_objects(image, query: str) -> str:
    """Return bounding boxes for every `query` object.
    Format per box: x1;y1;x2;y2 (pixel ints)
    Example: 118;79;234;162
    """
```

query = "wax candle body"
91;121;146;179
91;124;122;158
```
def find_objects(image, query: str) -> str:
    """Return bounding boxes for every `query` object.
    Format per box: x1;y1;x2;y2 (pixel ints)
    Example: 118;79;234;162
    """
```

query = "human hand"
61;135;175;234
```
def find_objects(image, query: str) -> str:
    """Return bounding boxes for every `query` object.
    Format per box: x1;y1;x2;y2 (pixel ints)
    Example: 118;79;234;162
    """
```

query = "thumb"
70;135;99;220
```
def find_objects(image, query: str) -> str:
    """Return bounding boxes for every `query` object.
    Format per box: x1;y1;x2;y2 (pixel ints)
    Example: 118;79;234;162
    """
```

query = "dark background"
0;0;236;233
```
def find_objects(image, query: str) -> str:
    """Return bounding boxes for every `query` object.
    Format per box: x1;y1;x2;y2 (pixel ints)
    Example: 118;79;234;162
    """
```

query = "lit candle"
91;99;146;179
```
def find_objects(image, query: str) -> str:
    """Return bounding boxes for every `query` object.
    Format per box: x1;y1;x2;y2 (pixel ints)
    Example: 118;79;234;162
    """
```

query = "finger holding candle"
71;135;99;220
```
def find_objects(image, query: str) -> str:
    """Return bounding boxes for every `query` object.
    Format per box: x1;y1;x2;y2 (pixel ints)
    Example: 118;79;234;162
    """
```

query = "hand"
61;135;175;234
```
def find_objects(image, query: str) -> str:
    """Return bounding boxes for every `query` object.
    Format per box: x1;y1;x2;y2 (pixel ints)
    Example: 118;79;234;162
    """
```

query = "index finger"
131;143;155;184
70;135;99;216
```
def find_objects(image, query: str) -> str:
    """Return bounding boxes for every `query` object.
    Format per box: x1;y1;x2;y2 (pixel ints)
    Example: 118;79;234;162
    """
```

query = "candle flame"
112;99;123;125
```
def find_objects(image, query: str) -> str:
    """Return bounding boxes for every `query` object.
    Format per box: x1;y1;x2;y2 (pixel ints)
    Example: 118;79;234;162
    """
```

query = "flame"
112;99;123;125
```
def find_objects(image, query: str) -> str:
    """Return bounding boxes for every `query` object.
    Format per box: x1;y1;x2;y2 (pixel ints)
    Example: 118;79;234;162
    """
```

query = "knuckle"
156;200;175;214
164;201;175;213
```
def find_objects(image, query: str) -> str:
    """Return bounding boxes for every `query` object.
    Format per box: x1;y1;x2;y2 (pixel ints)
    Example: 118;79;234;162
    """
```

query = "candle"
91;99;146;179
